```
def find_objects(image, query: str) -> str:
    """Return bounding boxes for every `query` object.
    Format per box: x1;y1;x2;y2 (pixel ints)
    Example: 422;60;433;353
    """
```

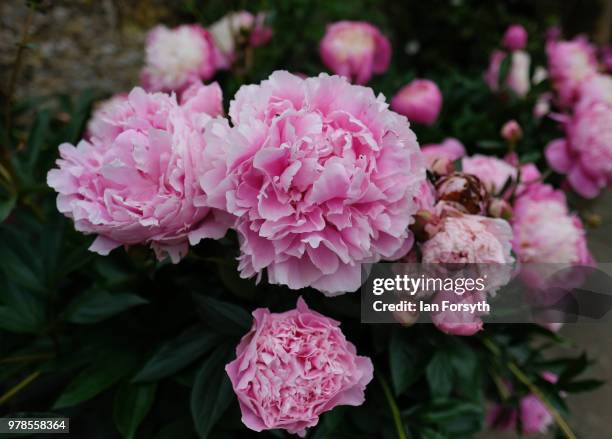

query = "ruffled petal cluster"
47;83;231;262
202;71;426;295
319;21;391;84
225;297;373;437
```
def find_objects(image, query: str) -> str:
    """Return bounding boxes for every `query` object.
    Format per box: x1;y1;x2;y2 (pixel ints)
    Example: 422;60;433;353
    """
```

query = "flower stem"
0;370;40;406
377;372;407;439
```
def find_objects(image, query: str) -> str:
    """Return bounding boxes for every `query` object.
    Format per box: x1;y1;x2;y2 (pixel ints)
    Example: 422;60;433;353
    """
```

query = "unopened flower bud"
501;120;523;142
488;198;513;220
435;172;489;215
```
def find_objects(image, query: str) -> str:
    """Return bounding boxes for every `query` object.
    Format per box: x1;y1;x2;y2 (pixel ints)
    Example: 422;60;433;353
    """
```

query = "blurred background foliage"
0;1;608;438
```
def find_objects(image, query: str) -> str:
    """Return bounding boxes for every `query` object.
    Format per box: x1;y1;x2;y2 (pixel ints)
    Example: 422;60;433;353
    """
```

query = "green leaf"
0;283;45;333
417;399;483;424
190;344;234;439
426;352;453;399
0;191;16;223
558;353;588;386
113;382;157;439
54;350;140;409
192;295;251;335
389;331;422;396
477;140;504;150
558;379;605;393
25;109;51;171
133;329;222;382
498;53;511;87
63;290;148;324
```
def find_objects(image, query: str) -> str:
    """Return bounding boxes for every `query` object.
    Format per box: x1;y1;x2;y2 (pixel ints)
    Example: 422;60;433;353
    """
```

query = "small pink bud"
430;157;454;176
503;24;528;51
391;79;443;125
488;198;513;220
501;120;523;142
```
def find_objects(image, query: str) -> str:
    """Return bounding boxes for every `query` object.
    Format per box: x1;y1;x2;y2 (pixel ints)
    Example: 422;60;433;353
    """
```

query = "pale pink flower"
210;11;272;68
86;93;128;140
391;79;443;125
421;214;514;264
319;21;391;84
503;24;528;51
141;24;221;93
546;36;598;106
511;184;593;264
225;297;373;437
431;290;488;336
421;138;466;169
484;50;531;97
201;72;426;295
545;101;612;198
575;73;612;110
461;155;518;195
47;84;231;262
533;92;553;119
500;119;523;142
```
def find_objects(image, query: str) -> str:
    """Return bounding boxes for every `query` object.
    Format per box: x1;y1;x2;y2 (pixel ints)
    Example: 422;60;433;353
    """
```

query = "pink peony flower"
421;138;466;169
319;21;391;85
421;214;514;264
391;79;443;125
503;24;528;51
461;154;518;195
430;290;488;336
47;84;232;262
575;73;612;110
201;72;426;295
141;24;221;93
602;45;612;72
484;50;531;97
500;119;523;142
210;11;272;68
545;101;612;198
511;184;593;264
546;36;598;106
86;93;128;140
225;297;373;437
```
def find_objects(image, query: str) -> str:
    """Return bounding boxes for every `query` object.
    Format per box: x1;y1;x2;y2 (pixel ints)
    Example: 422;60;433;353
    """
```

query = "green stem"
377;372;407;439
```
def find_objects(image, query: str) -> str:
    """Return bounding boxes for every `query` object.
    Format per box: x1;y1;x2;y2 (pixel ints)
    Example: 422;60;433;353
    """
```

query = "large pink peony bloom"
511;183;593;265
141;24;222;93
202;71;426;295
546;36;598;106
86;93;128;140
47;83;232;262
319;21;391;85
391;79;443;126
421;214;514;264
545;101;612;198
225;297;373;437
575;73;612;110
210;10;273;68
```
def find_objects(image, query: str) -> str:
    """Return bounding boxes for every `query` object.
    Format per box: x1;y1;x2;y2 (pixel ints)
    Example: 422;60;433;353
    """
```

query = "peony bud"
501;120;522;142
435;173;489;215
391;79;443;125
502;24;528;51
430;157;454;176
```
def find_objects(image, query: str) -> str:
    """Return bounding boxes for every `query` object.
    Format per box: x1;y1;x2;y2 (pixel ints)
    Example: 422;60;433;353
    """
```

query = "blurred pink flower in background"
210;10;273;68
503;24;528;51
546;36;598;106
430;290;488;336
461;154;518;195
141;24;222;92
533;92;553;118
47;83;232;262
201;72;426;295
500;119;523;142
391;79;443;125
421;138;466;169
484;50;531;97
225;297;373;437
575;73;612;109
488;373;557;435
602;45;612;72
319;21;391;84
511;183;593;264
545;101;612;198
